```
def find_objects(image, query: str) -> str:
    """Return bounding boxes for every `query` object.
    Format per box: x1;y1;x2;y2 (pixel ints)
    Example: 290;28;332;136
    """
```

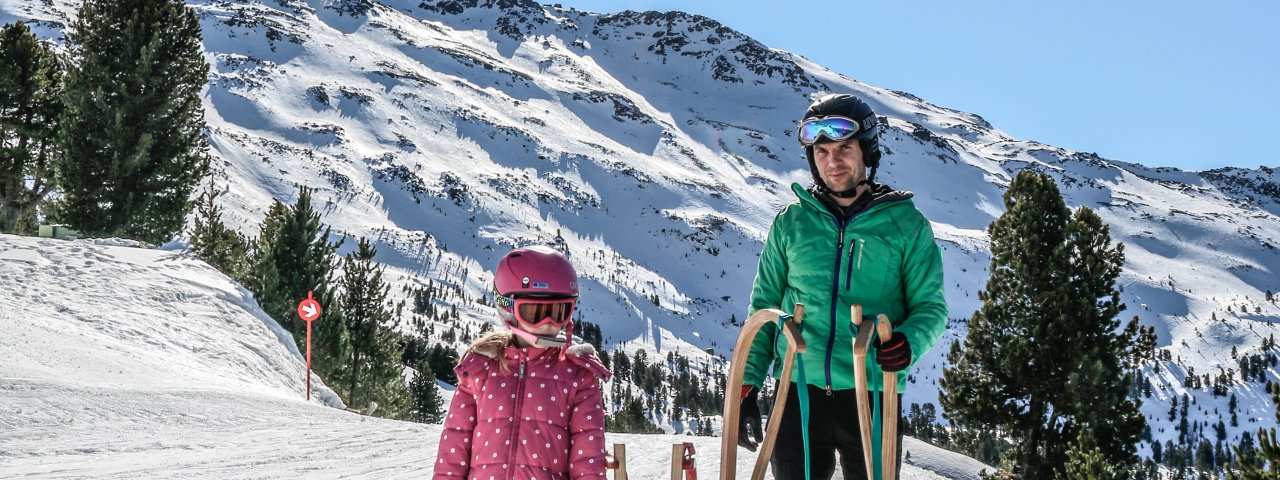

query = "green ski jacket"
744;183;947;392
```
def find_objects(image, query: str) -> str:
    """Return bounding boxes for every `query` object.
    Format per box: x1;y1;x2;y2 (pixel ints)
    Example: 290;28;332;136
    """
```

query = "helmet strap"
813;169;876;199
508;324;568;349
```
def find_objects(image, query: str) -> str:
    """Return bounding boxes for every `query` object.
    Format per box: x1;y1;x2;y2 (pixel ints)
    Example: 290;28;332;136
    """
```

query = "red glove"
873;331;911;372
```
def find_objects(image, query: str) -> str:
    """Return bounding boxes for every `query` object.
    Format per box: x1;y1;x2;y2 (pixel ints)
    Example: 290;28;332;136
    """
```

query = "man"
739;93;947;479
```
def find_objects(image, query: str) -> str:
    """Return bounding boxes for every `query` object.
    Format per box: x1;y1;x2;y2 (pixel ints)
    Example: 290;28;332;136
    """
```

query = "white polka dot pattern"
431;341;612;479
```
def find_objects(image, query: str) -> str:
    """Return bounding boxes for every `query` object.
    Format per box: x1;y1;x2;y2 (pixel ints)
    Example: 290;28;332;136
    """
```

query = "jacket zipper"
844;237;857;291
825;217;847;395
506;359;527;480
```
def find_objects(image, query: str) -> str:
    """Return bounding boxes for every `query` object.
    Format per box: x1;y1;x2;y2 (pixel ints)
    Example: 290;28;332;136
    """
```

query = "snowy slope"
3;0;1280;466
0;233;994;478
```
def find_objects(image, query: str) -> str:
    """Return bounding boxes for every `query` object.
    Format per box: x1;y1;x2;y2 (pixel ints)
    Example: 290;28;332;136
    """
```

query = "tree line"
193;184;462;422
2;0;453;424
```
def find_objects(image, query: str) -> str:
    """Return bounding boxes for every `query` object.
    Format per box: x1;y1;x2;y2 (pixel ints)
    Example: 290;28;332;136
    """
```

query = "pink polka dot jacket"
433;330;612;480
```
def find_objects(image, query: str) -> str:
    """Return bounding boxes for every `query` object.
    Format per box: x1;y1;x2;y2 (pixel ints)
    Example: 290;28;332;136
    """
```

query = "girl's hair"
469;329;515;374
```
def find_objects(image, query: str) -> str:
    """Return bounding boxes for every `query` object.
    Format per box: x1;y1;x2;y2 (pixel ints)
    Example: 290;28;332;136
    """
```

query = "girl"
434;245;611;480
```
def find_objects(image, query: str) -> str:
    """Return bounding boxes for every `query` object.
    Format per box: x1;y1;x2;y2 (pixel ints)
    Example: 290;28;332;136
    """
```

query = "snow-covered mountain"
4;0;1280;468
0;233;994;478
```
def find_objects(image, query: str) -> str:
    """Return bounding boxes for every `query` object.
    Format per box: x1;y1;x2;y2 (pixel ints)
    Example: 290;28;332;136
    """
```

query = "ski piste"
852;306;902;480
719;304;808;480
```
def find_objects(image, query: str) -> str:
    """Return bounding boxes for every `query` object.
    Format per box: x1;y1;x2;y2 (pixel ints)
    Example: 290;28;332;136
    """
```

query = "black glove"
737;385;763;451
873;331;912;372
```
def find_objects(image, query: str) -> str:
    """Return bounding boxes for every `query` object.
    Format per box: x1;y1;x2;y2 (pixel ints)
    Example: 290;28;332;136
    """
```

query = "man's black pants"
767;383;903;480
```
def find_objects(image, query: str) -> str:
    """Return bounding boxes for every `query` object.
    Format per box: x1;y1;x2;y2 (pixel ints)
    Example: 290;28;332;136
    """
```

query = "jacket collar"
791;182;912;220
469;329;597;361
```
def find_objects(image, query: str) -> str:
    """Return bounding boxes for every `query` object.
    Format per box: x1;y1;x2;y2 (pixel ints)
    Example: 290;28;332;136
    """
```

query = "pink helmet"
493;246;580;353
494;245;578;298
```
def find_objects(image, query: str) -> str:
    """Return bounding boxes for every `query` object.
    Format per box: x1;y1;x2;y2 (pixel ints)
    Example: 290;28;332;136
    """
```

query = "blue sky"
550;1;1279;171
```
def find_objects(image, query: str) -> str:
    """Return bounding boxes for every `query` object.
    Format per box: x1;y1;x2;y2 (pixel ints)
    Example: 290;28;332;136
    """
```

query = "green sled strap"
795;352;811;479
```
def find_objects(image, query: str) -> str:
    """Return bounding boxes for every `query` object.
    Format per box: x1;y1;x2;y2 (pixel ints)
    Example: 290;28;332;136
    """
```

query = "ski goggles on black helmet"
797;115;875;146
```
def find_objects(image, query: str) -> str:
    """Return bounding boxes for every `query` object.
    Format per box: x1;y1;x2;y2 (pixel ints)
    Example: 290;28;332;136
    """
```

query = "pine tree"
1231;393;1240;427
189;181;251;282
1196;438;1216;474
1229;382;1280;479
1056;431;1128;480
339;237;409;419
425;345;460;385
1235;431;1261;474
605;394;660;434
248;186;346;385
250;188;340;341
0;22;62;234
409;362;444;424
53;0;210;244
939;170;1143;478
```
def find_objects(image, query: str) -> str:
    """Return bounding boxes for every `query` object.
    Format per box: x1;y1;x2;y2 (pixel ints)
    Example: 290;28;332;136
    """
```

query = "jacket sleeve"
743;214;788;388
432;353;487;479
567;365;608;479
895;216;948;368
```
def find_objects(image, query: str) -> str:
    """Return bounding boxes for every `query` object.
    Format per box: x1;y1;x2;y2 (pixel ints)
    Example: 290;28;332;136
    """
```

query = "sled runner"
719;304;807;480
852;307;900;480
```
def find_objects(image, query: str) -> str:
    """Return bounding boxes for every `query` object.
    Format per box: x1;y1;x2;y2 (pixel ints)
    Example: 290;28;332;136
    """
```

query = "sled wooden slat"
851;304;876;480
877;315;899;480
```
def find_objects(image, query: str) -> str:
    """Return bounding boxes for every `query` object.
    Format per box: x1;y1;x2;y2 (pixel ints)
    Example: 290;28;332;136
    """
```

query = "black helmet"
800;94;883;197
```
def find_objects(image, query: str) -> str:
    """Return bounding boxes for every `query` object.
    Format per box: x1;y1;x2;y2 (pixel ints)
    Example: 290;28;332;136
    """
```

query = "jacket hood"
468;329;598;358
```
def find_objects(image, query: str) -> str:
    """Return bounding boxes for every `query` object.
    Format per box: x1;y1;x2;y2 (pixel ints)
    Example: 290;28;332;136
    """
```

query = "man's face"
812;138;865;192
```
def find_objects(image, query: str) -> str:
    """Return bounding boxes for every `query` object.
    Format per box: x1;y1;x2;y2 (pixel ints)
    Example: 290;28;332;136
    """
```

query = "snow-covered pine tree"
939;170;1144;478
0;21;61;234
54;0;209;244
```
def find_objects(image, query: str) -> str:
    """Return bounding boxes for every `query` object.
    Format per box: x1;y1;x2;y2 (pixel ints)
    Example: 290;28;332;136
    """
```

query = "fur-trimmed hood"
462;329;610;381
467;329;598;358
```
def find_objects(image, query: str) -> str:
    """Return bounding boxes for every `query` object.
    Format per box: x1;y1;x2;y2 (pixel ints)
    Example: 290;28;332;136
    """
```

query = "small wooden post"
671;444;684;480
612;443;627;480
